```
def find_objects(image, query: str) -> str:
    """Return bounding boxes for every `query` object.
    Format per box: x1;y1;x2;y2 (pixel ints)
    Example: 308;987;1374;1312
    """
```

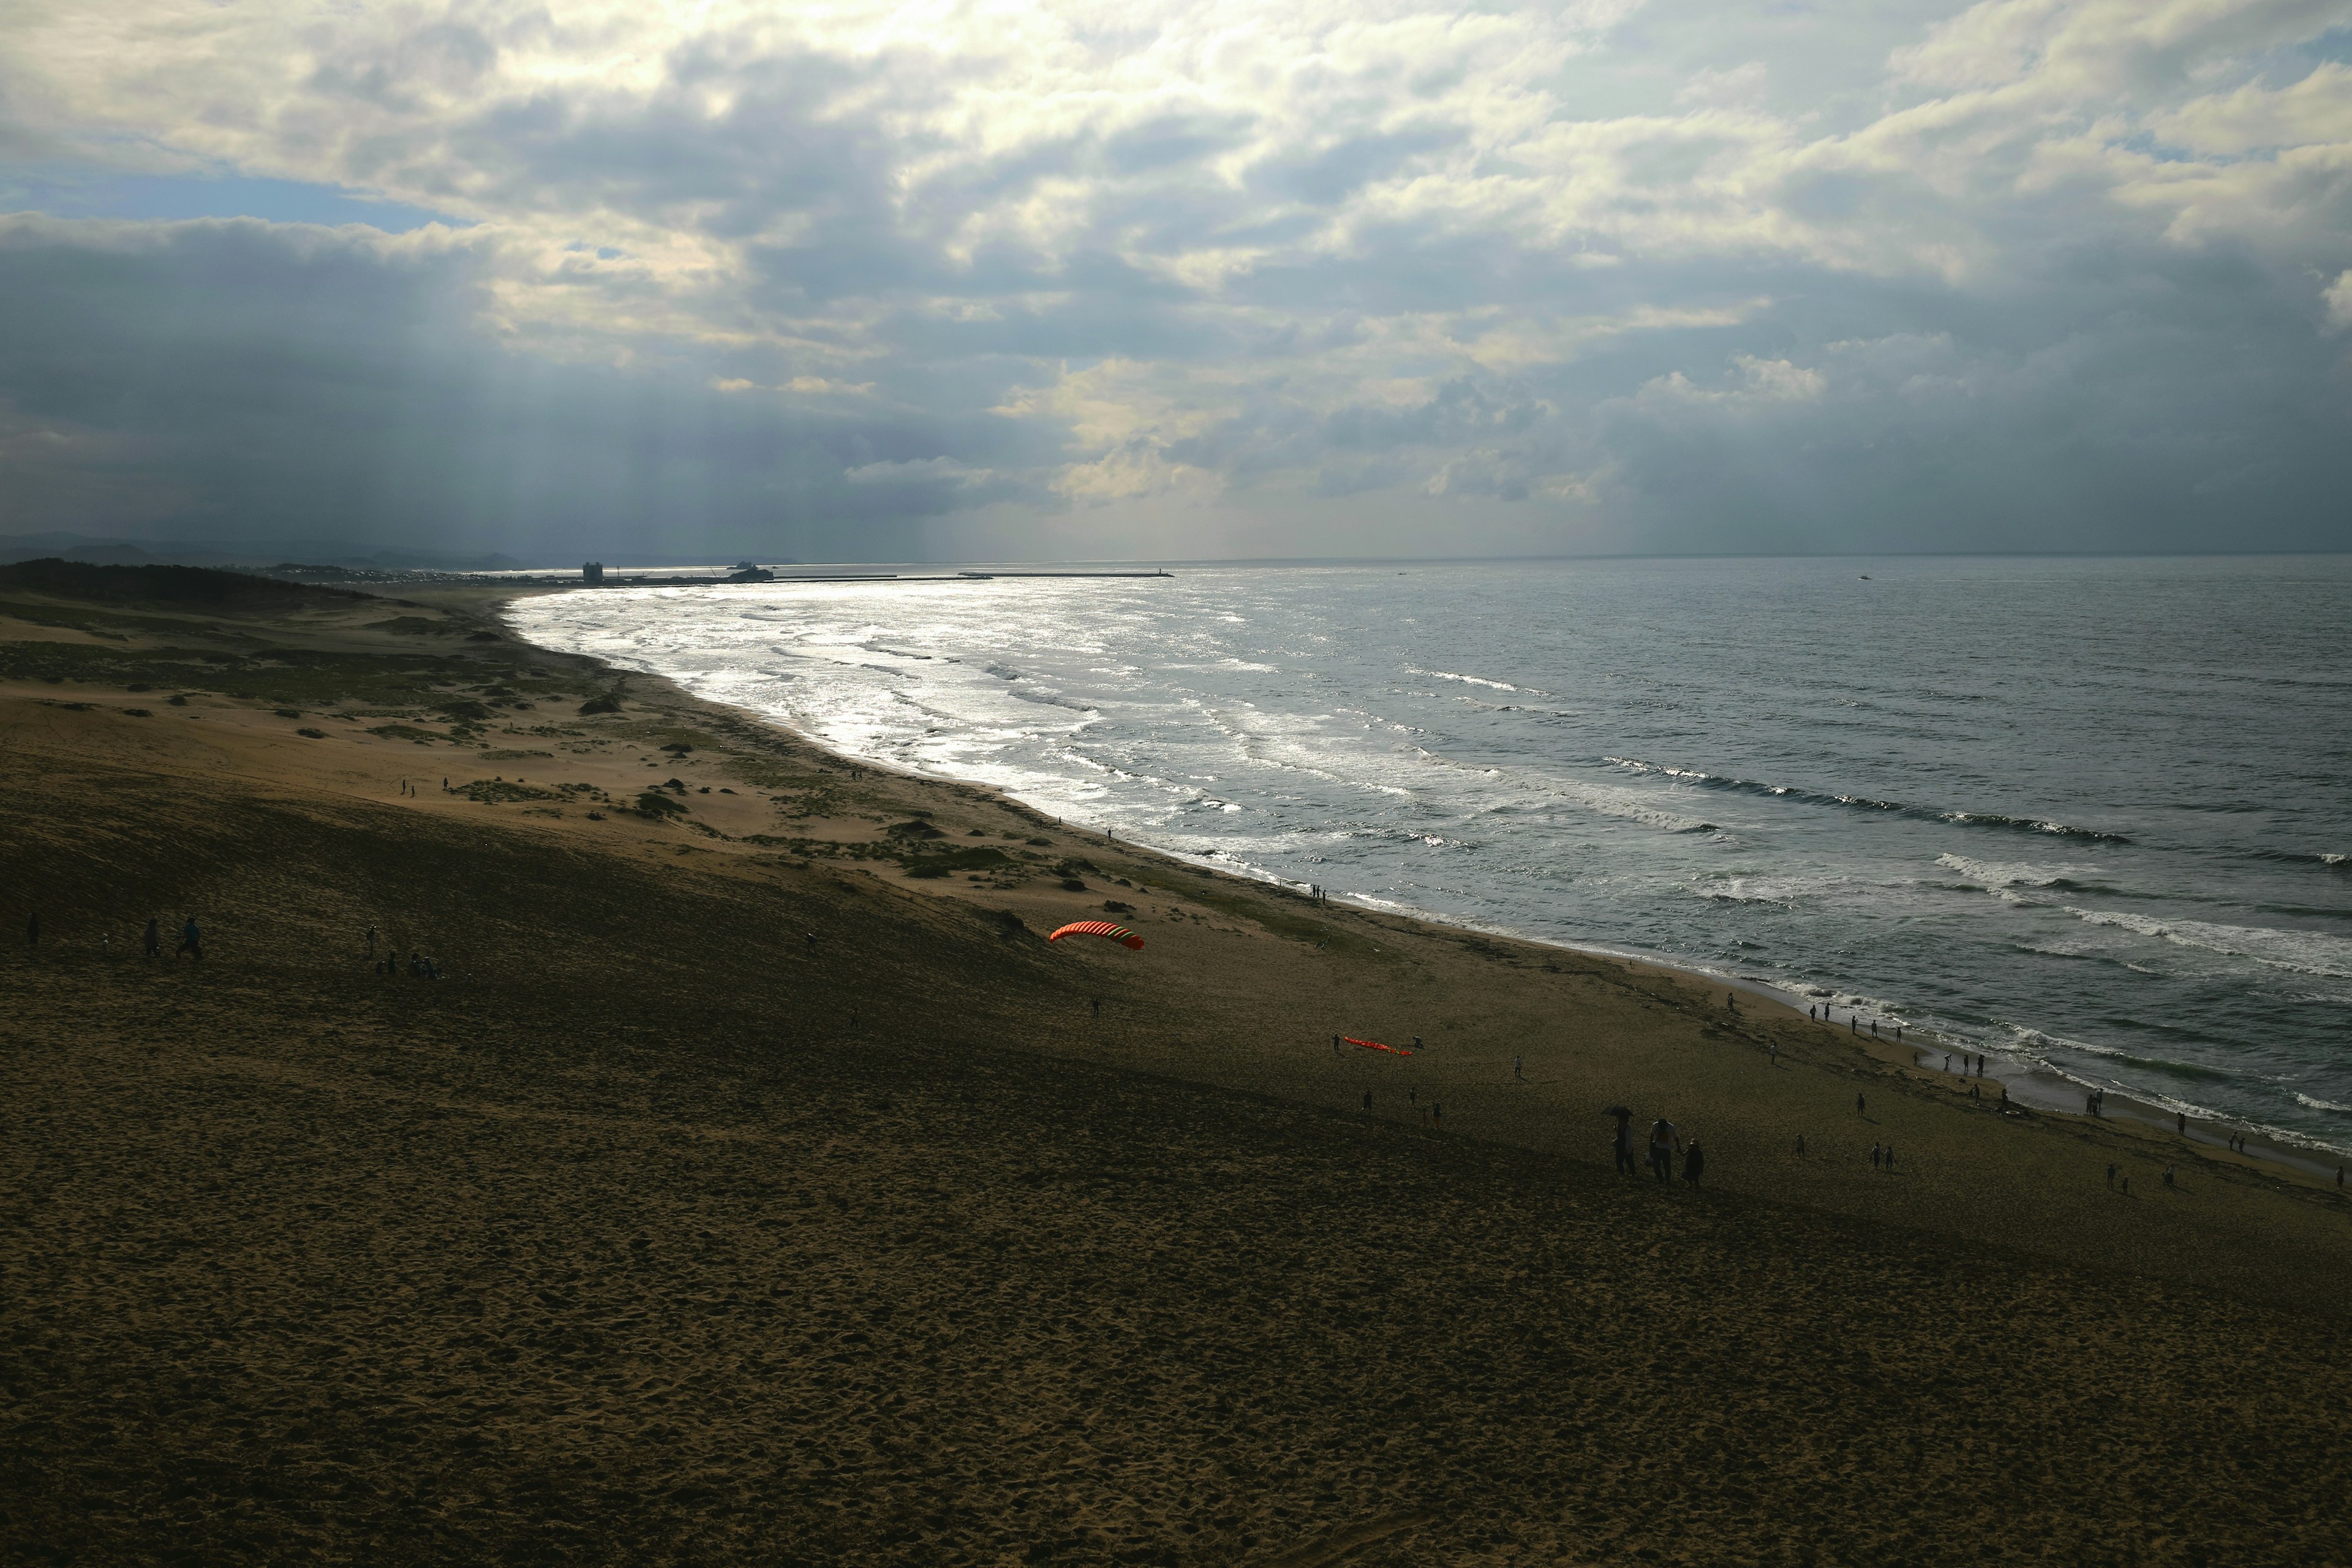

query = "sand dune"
4;564;2348;1566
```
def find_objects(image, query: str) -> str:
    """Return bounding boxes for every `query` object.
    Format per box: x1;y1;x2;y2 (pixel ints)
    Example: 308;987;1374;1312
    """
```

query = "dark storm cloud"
0;216;1048;559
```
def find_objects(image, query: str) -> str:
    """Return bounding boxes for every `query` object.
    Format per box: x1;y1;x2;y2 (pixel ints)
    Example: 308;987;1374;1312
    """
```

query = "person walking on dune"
1611;1107;1637;1176
1648;1117;1679;1183
176;917;203;960
143;918;161;959
1682;1139;1705;1186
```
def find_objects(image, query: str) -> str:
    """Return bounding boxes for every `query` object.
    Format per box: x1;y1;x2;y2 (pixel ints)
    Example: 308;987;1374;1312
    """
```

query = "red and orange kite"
1343;1035;1412;1056
1047;921;1144;950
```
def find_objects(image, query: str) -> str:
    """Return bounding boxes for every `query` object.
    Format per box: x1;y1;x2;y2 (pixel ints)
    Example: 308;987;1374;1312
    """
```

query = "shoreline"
490;582;2350;1188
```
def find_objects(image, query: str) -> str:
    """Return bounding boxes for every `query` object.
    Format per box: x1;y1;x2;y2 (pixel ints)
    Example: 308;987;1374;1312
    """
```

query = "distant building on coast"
582;561;605;584
726;560;776;582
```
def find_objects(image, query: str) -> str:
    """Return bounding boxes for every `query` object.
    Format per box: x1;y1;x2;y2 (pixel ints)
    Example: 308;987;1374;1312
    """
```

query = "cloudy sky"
2;0;2348;562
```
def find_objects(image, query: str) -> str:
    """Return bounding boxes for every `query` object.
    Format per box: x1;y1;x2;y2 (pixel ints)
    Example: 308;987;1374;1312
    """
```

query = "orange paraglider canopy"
1047;921;1144;950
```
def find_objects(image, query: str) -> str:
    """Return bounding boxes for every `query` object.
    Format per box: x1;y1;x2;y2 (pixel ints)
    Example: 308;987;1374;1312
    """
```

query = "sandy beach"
4;561;2349;1566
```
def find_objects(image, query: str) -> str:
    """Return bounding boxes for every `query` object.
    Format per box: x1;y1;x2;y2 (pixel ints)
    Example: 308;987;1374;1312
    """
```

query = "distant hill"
0;533;530;573
0;557;371;612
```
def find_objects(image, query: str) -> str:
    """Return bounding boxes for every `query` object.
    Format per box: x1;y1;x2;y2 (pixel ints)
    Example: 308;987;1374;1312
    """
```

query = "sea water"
508;556;2352;1154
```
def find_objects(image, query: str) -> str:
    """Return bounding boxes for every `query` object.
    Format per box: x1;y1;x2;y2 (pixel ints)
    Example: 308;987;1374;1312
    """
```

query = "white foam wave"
1693;873;1845;907
2062;907;2352;979
1409;666;1526;693
2293;1093;2352;1115
1935;853;2095;888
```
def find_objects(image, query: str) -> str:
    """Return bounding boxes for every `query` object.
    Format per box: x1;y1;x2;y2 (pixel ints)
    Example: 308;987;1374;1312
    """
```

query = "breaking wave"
1607;757;2130;843
1934;853;2100;888
2061;908;2352;979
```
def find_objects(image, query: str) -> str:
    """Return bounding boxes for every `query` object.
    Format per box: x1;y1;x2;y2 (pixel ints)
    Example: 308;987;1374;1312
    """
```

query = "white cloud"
1636;355;1827;409
2325;268;2352;329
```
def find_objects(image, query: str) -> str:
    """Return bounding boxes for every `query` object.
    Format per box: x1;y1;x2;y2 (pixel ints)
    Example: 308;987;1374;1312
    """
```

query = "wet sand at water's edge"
3;565;2348;1566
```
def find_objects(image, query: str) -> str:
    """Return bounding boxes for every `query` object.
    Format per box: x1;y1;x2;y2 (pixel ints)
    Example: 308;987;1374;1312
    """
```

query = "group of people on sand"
1610;1106;1704;1185
25;912;203;960
364;927;442;978
1804;1003;1902;1042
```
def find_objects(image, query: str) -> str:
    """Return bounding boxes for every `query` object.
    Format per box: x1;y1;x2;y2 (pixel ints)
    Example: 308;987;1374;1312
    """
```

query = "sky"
1;0;2348;564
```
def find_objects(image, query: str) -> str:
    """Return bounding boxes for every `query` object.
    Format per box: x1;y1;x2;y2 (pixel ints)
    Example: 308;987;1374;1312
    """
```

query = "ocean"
508;556;2352;1155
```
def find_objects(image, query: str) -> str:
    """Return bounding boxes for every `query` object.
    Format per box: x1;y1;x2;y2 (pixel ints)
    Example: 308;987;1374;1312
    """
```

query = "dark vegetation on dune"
0;557;369;612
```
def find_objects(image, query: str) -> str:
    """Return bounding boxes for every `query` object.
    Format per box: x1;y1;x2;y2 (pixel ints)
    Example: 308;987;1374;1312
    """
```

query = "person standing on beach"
1856;1092;1866;1117
1513;1054;1525;1080
1362;1090;1373;1112
1612;1109;1637;1176
143;918;160;959
1871;1142;1882;1170
2176;1112;2186;1135
1884;1145;1895;1172
2106;1163;2117;1189
1647;1118;1678;1182
176;917;202;960
1683;1140;1705;1185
